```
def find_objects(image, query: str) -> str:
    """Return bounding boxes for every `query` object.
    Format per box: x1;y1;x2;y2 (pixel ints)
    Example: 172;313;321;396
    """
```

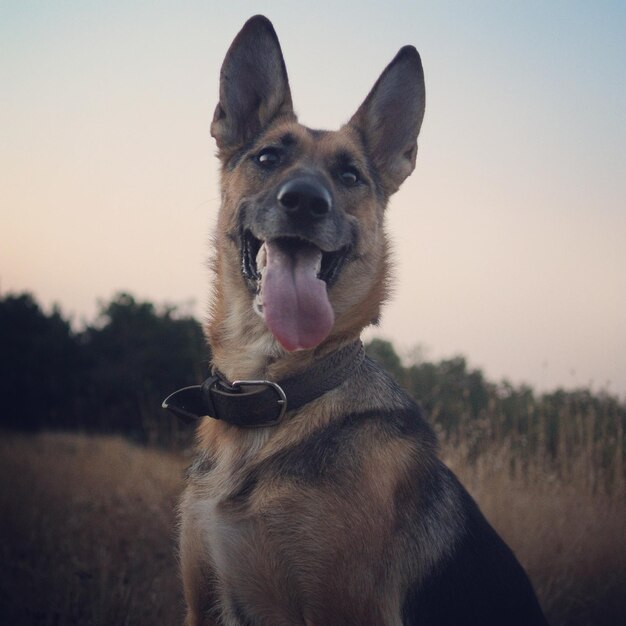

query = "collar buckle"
228;379;287;426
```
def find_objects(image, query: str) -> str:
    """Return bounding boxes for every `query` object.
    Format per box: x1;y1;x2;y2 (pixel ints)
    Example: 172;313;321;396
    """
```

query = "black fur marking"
226;404;435;512
187;451;215;479
230;596;255;626
227;473;259;507
401;475;548;626
279;132;296;146
335;149;359;166
287;406;433;483
225;116;297;171
226;141;254;171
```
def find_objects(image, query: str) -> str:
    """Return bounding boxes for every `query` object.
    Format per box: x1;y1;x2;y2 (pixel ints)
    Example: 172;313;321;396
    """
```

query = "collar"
162;340;364;428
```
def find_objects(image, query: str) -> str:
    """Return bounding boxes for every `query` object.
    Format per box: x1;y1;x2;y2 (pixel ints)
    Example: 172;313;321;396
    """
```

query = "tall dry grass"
441;397;626;625
0;432;187;625
1;427;624;625
444;437;626;625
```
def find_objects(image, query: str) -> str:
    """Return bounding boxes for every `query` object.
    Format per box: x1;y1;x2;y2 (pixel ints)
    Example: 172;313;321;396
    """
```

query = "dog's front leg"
180;494;221;626
180;544;220;626
180;543;220;626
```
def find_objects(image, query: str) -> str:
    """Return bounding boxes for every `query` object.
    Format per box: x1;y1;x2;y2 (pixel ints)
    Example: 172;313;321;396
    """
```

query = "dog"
164;15;548;626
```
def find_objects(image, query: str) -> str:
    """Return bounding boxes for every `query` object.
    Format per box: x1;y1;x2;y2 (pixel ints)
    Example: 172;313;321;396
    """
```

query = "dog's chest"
197;444;279;571
194;447;316;621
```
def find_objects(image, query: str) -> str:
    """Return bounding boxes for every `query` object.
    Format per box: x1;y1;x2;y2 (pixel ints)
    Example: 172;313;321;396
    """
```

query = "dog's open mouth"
242;230;348;351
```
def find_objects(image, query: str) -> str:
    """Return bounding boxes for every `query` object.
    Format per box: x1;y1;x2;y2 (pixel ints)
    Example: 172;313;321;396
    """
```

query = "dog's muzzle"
239;174;354;352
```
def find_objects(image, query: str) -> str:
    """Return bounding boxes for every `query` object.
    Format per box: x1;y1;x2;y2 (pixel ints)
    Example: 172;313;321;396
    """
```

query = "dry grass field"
0;433;186;625
444;440;626;626
1;430;624;625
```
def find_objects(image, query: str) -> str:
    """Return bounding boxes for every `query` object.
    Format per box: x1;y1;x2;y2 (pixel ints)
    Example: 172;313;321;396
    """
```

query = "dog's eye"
339;167;360;187
256;147;282;168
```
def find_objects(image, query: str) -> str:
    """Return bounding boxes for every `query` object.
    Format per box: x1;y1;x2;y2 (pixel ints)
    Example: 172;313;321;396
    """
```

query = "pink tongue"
261;241;334;351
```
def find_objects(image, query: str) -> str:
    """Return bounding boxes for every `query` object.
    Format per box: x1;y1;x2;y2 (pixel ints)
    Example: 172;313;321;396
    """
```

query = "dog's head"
209;15;425;356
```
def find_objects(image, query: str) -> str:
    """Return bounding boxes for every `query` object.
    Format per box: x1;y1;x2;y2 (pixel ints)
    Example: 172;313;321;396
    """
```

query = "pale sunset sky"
1;1;625;395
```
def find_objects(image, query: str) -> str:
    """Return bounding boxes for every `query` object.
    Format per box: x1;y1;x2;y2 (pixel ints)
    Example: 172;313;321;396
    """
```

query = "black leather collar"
162;340;364;428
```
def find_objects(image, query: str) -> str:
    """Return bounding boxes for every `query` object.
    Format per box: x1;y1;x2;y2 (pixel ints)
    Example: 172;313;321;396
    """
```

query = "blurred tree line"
0;292;207;445
1;292;624;472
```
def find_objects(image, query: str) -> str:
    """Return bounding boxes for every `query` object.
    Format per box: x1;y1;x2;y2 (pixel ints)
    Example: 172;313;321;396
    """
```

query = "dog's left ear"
211;15;294;158
349;46;425;195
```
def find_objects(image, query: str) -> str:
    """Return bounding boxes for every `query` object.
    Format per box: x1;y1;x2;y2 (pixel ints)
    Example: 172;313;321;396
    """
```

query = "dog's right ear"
211;16;294;157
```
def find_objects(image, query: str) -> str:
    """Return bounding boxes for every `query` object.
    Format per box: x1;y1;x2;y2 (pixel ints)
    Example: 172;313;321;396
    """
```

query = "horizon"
2;1;625;395
4;287;625;401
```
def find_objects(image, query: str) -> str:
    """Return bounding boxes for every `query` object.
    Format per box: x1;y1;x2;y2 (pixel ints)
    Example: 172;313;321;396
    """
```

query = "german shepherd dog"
166;15;548;626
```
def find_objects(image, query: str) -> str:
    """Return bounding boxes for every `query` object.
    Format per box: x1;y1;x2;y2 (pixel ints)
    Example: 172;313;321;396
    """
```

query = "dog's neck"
207;293;360;383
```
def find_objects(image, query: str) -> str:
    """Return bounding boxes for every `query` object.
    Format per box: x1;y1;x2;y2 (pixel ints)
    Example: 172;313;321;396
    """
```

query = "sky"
1;1;625;395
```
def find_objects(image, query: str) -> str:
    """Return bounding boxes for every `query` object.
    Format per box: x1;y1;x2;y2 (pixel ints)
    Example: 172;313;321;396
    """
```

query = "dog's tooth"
256;243;267;274
315;252;322;275
253;292;264;317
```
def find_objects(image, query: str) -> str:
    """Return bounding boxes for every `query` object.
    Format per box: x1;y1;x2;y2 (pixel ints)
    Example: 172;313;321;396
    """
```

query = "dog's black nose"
277;177;332;220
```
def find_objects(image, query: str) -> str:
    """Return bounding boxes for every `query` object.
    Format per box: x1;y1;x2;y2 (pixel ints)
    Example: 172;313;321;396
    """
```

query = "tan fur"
179;15;430;626
174;17;548;626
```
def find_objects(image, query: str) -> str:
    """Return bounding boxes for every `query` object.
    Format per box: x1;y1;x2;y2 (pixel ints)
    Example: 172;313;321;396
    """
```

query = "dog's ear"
349;46;425;195
211;15;294;157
